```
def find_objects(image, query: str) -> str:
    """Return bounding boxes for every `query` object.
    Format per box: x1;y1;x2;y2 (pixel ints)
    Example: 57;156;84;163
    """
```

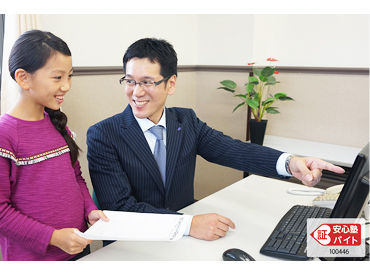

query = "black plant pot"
249;119;267;145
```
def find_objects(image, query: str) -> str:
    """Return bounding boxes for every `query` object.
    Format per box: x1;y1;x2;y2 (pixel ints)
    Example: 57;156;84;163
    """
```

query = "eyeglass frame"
119;75;171;89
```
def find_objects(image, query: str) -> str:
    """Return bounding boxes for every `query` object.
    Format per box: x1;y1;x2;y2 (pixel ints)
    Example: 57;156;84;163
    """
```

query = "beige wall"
196;71;369;147
63;70;369;200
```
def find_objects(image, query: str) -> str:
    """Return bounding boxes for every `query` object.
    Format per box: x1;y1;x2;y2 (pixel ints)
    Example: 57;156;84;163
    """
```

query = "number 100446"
329;249;350;255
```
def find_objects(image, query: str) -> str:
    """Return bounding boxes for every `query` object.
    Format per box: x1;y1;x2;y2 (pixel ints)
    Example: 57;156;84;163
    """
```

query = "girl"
0;30;107;260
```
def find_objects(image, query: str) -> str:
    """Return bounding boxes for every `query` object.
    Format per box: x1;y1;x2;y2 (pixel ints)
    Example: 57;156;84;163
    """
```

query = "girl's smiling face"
25;51;73;111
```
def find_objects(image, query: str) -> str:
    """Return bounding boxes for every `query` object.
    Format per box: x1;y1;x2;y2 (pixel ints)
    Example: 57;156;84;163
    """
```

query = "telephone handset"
312;184;344;208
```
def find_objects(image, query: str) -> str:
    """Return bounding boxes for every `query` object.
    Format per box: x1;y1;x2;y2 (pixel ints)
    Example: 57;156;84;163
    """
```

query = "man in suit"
87;38;345;241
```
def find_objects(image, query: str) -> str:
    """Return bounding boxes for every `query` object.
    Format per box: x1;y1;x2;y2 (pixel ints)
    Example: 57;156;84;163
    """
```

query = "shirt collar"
134;108;166;133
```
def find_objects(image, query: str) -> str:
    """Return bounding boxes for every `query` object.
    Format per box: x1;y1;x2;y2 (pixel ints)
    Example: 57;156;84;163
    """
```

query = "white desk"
264;135;362;167
80;175;319;261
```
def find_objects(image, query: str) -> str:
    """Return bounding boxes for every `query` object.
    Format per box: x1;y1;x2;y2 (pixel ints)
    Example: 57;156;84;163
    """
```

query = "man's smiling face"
124;57;176;124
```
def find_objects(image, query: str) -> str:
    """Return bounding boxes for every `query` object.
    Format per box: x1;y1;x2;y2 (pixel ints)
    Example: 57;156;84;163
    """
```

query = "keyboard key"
273;239;282;249
266;238;276;247
290;243;301;255
286;239;296;250
279;240;290;249
277;246;292;253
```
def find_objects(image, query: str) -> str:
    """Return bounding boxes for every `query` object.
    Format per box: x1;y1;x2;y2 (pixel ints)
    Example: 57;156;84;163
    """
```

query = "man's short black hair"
123;38;178;78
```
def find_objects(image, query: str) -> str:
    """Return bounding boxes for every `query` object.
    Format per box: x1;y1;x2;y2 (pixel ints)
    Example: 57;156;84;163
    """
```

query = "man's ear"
166;75;177;95
14;69;31;90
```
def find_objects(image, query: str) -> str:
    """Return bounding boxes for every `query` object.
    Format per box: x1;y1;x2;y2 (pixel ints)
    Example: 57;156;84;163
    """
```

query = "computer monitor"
330;143;369;219
323;143;369;261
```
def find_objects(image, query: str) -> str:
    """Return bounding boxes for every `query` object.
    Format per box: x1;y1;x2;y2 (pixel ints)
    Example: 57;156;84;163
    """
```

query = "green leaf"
248;76;259;85
245;83;255;93
249;90;257;97
259;75;268;82
278;96;294;101
262;97;275;106
266;107;280;114
261;66;275;77
265;76;277;85
234;94;246;99
274;92;288;99
232;102;246;112
220;80;237;90
217;87;235;93
253;68;262;76
246;98;259;109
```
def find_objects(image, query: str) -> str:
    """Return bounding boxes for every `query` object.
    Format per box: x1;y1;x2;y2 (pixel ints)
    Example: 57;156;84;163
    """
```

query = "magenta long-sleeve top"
0;113;97;260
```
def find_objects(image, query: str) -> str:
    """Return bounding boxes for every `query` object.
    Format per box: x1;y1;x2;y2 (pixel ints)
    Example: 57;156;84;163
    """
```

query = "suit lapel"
165;108;184;195
119;106;165;194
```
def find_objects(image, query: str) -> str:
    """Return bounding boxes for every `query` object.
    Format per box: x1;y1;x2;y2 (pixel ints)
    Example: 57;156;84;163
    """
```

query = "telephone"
312;184;344;208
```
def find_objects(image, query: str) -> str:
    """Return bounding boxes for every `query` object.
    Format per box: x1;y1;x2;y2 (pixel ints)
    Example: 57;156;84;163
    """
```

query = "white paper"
75;210;187;241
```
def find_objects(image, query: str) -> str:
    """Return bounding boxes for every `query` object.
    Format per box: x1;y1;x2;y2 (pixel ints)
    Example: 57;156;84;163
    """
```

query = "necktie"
149;125;166;185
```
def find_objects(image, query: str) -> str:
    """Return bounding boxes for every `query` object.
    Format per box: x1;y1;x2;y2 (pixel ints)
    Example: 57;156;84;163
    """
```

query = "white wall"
40;14;199;66
196;15;254;65
252;14;369;68
39;14;255;66
39;14;368;68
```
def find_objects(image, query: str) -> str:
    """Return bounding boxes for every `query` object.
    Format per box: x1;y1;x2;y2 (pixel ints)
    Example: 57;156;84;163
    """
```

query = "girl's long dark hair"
44;107;80;165
9;30;80;165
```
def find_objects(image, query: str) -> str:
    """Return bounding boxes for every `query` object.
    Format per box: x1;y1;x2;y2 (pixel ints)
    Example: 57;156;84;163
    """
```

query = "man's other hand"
189;213;235;241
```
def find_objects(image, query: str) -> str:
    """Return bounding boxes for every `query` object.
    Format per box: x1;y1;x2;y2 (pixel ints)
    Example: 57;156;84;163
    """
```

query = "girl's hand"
49;228;91;255
88;210;109;225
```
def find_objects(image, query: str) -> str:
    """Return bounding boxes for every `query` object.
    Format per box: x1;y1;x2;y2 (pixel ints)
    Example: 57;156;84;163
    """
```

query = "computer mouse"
222;248;256;261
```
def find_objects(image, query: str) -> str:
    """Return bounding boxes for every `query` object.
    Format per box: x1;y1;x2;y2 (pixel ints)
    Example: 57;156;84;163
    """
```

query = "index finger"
312;159;345;174
217;215;235;229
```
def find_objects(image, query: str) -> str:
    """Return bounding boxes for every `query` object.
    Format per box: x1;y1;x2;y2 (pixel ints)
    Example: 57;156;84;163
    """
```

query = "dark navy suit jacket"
86;105;284;214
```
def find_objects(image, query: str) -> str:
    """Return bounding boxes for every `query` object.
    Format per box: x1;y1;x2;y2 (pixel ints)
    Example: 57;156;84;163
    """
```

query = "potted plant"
218;58;293;145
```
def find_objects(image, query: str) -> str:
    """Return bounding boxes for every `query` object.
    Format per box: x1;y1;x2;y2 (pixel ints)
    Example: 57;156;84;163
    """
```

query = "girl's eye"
54;76;62;80
68;74;73;78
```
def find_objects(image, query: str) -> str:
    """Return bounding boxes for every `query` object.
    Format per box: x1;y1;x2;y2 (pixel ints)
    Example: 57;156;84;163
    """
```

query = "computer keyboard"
260;205;332;260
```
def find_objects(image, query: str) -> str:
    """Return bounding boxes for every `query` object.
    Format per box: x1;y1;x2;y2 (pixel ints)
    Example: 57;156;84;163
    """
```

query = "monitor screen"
330;143;369;218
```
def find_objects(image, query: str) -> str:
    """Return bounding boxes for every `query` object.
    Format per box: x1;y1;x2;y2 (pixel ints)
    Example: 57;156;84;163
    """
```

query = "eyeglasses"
119;76;170;89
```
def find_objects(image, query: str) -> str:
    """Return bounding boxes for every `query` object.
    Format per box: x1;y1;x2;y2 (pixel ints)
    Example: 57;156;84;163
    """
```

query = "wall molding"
73;65;369;76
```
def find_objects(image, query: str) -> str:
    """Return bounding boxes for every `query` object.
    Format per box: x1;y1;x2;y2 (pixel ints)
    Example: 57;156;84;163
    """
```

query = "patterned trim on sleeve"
0;145;70;166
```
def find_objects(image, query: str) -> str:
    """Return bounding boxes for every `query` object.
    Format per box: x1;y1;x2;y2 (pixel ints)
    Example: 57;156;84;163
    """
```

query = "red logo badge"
310;223;361;246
